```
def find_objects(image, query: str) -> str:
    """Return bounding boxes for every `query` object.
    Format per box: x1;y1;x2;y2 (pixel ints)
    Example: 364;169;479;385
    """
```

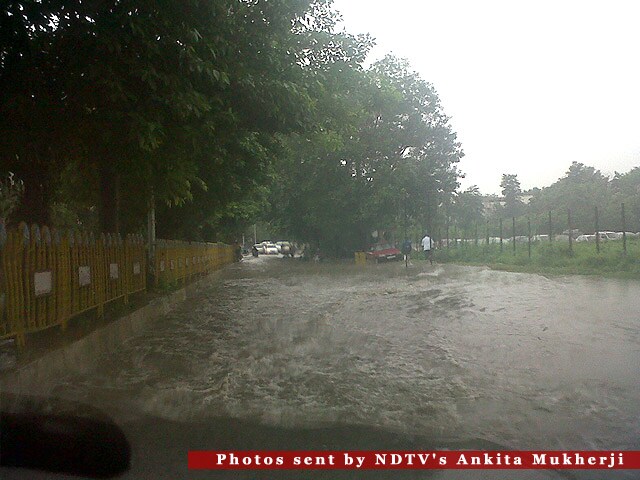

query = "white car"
576;234;595;242
276;241;292;255
597;231;619;241
264;243;279;254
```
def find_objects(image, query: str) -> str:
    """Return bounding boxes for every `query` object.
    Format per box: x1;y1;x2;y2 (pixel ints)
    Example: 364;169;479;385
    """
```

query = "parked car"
576;234;595;242
264;243;279;254
597;231;620;241
366;243;402;263
280;242;295;255
253;243;265;254
277;241;293;255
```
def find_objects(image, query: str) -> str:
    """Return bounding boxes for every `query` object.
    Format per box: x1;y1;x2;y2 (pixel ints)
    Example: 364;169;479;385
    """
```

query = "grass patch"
426;239;640;278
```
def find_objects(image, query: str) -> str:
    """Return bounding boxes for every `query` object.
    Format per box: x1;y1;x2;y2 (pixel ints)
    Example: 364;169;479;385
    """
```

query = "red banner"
188;450;640;470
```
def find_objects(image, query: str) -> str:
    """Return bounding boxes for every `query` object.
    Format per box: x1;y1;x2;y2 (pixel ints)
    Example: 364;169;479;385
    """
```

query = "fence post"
568;209;573;256
17;224;29;347
528;217;532;259
499;218;503;253
453;225;457;249
595;205;600;254
512;217;516;255
622;203;627;256
548;210;553;243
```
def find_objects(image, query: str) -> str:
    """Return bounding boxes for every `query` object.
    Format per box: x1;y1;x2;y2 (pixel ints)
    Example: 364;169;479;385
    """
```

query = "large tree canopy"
270;54;464;254
1;0;334;232
2;1;466;248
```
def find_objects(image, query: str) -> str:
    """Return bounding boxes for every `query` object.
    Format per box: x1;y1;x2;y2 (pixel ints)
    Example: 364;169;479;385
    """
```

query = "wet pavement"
3;256;639;479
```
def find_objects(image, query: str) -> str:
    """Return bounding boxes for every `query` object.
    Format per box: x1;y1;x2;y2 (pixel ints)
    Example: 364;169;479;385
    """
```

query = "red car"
366;243;402;263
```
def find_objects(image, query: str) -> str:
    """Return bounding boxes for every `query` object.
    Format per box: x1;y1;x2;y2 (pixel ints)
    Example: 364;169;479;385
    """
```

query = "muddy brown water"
3;256;639;479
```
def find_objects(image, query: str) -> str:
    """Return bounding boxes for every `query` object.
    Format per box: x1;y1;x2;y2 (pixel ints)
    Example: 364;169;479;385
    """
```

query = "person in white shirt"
421;234;433;265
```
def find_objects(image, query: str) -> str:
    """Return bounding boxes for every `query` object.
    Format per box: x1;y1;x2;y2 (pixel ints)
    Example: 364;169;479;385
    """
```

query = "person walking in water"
401;238;412;268
421;233;433;265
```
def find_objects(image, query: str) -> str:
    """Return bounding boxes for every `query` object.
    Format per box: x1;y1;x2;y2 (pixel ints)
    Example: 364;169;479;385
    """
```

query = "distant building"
482;194;533;216
482;197;505;215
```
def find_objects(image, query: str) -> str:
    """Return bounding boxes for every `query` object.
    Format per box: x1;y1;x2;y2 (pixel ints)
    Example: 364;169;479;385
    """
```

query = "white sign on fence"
34;271;53;296
109;263;119;280
133;262;141;275
160;260;165;272
79;266;91;287
170;260;175;270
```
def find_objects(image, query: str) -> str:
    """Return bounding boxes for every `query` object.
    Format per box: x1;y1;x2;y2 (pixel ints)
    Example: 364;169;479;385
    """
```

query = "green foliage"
0;172;24;222
499;173;524;218
270;53;463;255
526;162;611;233
1;0;336;235
2;1;465;245
450;186;484;236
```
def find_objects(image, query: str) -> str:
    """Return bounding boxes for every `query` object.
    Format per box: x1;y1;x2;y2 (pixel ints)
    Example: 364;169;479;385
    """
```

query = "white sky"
332;0;640;194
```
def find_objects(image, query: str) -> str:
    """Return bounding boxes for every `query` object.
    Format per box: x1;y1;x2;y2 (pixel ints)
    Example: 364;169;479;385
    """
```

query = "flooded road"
9;256;640;479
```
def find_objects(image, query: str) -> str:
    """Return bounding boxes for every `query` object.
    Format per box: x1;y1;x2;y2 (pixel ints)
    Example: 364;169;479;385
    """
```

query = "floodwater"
5;256;640;479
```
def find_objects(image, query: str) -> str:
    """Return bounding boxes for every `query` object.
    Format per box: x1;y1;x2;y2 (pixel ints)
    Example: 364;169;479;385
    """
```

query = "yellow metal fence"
0;221;234;347
153;239;234;286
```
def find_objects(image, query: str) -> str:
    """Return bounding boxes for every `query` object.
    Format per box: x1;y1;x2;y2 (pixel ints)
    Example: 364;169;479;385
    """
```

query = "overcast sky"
332;0;640;195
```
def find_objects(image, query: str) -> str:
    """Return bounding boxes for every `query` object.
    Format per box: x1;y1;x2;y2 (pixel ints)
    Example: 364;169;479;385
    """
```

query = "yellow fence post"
55;230;70;330
0;221;28;347
15;224;28;347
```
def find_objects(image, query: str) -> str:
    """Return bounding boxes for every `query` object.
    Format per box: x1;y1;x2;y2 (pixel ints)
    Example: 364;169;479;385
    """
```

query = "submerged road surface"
5;256;640;479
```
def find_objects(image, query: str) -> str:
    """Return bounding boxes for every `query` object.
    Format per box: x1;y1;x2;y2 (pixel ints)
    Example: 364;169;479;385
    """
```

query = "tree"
500;173;524;218
2;1;466;246
270;53;463;255
608;167;640;231
450;186;484;236
1;0;335;237
527;162;610;233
